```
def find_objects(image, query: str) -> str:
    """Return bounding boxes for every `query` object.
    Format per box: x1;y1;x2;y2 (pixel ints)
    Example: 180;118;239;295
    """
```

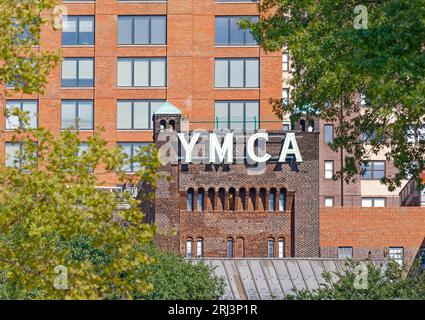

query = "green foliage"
137;246;225;300
246;0;425;189
287;260;425;300
0;118;164;299
0;0;60;94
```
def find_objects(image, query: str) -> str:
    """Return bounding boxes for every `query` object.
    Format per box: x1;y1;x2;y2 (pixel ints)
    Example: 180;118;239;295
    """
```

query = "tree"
136;246;224;300
287;260;425;300
0;120;163;299
244;0;425;190
0;0;60;94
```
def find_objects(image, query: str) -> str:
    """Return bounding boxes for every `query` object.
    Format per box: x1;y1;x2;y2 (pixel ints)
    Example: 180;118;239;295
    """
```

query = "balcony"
399;179;425;207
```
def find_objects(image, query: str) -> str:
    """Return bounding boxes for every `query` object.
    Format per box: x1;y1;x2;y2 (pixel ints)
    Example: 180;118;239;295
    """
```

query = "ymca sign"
175;132;303;164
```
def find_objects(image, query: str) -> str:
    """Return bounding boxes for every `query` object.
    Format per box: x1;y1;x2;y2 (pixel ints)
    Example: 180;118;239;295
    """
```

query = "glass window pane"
134;17;149;44
5;143;20;167
62;17;78;45
78;59;93;86
79;17;94;45
78;143;89;157
215;59;228;87
133;101;149;129
119;143;132;172
78;101;93;129
374;198;386;207
215;17;229;45
245;59;259;88
324;124;333;144
118;17;133;45
62;101;77;128
117;59;132;86
278;240;284;258
361;198;373;207
5;101;21;129
245;101;259;130
230;59;244;87
117;101;132;129
230;17;244;44
230;102;244;129
62;59;77;86
150;101;163;128
134;59;149;86
150;59;166;87
22;101;37;129
197;240;202;257
245;16;258;44
151;16;166;44
215;102;228;129
324;198;334;207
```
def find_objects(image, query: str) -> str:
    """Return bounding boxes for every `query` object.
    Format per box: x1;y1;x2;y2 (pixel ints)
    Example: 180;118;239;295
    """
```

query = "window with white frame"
324;161;334;179
338;247;353;259
117;58;166;87
196;239;203;258
278;239;285;258
282;52;289;71
361;197;386;207
186;239;193;258
389;247;404;266
324;197;334;207
5;100;37;129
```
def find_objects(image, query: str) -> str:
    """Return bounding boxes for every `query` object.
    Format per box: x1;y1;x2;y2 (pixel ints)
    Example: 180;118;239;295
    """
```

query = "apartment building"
1;0;424;265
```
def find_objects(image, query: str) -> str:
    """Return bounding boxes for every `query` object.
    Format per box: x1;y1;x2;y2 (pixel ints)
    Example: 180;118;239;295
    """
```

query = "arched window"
160;119;166;132
308;120;315;132
229;188;236;211
268;238;275;257
239;188;246;211
278;238;285;258
186;238;193;258
259;188;267;211
300;119;306;132
208;188;215;211
187;188;194;212
279;188;287;211
249;188;256;211
269;188;277;211
197;188;204;211
218;188;226;211
196;238;203;258
169;120;175;131
227;238;234;258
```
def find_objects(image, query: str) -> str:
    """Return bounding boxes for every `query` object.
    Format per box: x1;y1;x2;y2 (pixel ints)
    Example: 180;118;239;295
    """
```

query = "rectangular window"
62;16;94;45
338;247;353;259
118;142;149;172
361;161;385;180
324;197;334;207
61;100;94;130
268;240;275;258
79;142;89;157
5;142;35;169
389;247;404;266
279;191;286;211
196;239;203;258
5;100;37;129
187;190;194;212
215;58;259;88
62;58;94;87
186;240;193;258
282;88;289;106
324;161;334;179
117;58;166;87
117;100;164;130
214;101;259;130
324;124;334;144
118;16;166;45
282;52;289;71
215;16;258;46
197;191;204;212
278;239;284;258
361;198;386;207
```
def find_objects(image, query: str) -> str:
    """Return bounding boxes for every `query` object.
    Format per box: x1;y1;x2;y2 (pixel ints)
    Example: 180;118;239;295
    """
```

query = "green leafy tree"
244;0;425;189
136;246;224;300
287;260;425;300
0;0;60;94
0;118;163;299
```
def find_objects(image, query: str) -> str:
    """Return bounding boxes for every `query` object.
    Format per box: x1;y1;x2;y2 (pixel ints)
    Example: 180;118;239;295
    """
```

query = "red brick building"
1;1;424;266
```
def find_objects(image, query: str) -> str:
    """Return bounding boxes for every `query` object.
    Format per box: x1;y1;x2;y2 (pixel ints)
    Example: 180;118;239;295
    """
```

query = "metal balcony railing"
399;179;425;207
